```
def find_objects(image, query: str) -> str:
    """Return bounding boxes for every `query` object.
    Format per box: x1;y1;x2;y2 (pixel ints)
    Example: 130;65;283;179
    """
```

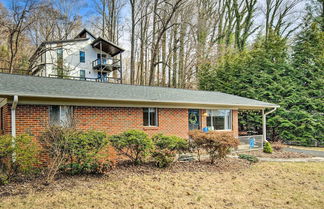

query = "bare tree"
148;0;185;86
264;0;302;40
0;0;40;73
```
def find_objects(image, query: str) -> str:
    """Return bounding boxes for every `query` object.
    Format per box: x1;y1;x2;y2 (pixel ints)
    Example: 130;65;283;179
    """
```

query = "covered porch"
237;108;277;150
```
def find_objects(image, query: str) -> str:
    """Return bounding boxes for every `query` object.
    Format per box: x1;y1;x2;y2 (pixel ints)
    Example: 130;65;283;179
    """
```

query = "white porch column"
11;95;19;162
262;108;277;147
262;109;266;148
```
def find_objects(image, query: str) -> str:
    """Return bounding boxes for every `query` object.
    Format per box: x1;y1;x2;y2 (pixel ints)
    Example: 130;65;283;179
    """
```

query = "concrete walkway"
284;147;324;157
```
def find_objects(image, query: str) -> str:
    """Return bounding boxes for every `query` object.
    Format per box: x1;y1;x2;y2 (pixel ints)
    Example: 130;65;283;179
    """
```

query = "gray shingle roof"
0;73;279;109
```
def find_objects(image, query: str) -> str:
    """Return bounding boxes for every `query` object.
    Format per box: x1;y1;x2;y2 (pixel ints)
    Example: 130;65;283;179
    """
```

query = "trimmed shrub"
40;127;111;183
63;130;110;175
238;154;259;163
271;141;285;151
152;134;188;168
109;130;154;164
188;130;240;163
152;134;188;151
0;134;40;185
263;142;273;153
151;150;175;168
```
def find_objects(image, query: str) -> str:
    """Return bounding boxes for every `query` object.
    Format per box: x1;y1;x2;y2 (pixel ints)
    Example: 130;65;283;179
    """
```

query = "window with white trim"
206;110;232;130
49;105;73;127
143;108;158;126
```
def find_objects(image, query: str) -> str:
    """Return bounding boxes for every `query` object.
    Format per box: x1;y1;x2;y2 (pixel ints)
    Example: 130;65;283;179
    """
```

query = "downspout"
262;107;277;148
11;95;18;162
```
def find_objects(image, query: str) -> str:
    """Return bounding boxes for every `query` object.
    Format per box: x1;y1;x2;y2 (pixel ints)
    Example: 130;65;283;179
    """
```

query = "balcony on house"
92;57;121;72
91;37;124;74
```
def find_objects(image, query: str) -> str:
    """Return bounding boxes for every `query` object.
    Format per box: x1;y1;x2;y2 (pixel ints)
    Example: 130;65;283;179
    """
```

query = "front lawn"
289;146;324;152
1;161;323;209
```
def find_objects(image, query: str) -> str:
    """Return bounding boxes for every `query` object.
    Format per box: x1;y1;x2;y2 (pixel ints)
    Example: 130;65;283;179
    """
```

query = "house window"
206;110;232;130
80;70;86;80
143;108;158;126
56;48;64;77
49;105;73;127
80;51;85;63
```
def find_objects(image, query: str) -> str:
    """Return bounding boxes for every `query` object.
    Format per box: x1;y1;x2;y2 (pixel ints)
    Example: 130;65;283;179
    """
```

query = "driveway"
284;147;324;157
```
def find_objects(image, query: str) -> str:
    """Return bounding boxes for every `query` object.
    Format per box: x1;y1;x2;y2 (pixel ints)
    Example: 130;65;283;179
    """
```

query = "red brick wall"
73;106;188;138
3;104;239;138
2;104;240;164
1;104;10;135
2;105;49;137
0;105;8;135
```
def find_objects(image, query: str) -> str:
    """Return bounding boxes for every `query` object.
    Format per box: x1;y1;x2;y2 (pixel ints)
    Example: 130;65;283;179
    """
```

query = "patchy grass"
241;149;312;158
289;146;324;152
0;161;323;209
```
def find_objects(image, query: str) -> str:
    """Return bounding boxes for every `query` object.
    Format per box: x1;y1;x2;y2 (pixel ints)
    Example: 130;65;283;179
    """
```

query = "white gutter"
11;95;18;162
262;107;277;147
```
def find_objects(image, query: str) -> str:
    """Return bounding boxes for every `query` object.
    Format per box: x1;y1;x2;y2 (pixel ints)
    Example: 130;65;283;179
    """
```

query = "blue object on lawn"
249;137;255;148
202;127;208;132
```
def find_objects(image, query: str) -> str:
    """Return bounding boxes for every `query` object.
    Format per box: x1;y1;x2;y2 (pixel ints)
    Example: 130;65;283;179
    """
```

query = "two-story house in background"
30;29;124;83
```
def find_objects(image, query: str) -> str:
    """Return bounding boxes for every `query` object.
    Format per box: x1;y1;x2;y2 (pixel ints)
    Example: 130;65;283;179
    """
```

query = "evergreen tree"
290;5;324;143
198;1;324;145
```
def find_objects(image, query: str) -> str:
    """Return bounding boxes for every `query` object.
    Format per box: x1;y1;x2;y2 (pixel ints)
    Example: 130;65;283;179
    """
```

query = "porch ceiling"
91;37;125;57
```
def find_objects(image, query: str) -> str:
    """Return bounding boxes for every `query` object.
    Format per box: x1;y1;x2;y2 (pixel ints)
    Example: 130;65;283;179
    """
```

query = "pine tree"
198;1;324;145
290;5;324;144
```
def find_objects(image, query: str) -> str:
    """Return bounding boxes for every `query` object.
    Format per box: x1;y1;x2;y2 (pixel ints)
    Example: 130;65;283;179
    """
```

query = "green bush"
152;134;188;151
109;130;154;164
238;154;259;163
152;150;174;168
40;127;111;182
152;134;188;168
263;142;273;153
0;134;40;185
64;130;110;175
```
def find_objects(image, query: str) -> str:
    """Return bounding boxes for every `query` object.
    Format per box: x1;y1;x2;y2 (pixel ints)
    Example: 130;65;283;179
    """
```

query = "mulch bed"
240;150;312;158
0;158;250;198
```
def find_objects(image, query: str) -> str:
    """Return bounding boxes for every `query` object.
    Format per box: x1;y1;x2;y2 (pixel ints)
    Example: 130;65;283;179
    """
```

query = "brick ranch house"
0;73;279;147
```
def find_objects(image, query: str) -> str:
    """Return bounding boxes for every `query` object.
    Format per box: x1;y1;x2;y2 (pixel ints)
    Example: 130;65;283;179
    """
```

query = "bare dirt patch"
241;149;312;158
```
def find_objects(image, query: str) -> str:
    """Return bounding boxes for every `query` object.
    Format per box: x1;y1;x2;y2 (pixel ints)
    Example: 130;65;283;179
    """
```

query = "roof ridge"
0;73;279;107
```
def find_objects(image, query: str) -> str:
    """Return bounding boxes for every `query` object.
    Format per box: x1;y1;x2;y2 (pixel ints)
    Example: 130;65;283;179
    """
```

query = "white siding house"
30;29;124;83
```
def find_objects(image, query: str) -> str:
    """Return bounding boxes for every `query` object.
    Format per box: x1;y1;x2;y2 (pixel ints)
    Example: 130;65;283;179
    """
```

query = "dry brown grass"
1;162;323;209
241;149;312;158
289;146;324;152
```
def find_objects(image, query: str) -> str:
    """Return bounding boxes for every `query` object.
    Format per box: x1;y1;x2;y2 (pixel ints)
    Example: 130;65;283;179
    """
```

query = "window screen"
143;108;158;126
206;110;232;130
49;106;72;126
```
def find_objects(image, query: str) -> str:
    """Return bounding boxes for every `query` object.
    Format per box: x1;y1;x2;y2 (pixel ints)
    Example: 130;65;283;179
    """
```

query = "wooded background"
0;0;323;144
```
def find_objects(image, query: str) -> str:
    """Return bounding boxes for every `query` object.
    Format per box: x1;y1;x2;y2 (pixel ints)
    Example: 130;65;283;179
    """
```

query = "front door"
188;109;200;130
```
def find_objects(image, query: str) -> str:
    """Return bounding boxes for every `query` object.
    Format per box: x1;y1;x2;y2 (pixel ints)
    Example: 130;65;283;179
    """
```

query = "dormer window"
80;51;85;63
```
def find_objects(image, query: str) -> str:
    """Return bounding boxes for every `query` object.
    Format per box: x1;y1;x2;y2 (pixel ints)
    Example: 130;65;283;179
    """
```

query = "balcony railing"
48;74;121;83
92;58;121;72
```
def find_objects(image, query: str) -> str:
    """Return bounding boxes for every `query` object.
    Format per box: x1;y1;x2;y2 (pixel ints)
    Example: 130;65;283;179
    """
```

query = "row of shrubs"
0;128;240;185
